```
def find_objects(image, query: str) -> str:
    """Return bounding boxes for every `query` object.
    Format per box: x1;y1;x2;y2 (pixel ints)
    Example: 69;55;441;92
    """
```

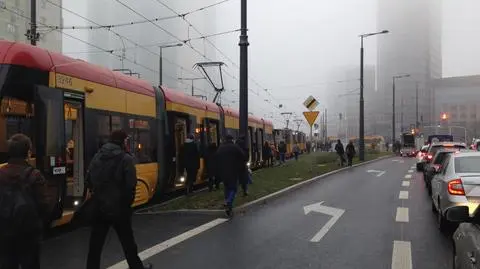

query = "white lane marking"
399;191;409;200
408;169;413;173
391;241;412;269
404;174;412;179
402;181;410;187
395;207;409;222
304;202;345;242
107;218;228;269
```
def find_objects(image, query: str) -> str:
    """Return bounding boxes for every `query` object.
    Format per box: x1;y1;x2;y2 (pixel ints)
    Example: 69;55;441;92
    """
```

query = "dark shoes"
143;263;153;269
224;205;233;218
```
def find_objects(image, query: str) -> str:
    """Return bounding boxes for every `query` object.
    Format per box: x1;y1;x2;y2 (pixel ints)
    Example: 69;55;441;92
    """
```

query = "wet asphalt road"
42;157;453;269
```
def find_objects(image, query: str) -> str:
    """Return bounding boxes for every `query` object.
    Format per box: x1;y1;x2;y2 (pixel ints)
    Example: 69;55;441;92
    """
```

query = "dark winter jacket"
262;144;271;160
278;142;287;154
235;139;249;163
205;143;217;177
86;143;137;211
215;141;245;188
335;142;345;155
182;140;200;171
0;159;53;232
346;143;356;157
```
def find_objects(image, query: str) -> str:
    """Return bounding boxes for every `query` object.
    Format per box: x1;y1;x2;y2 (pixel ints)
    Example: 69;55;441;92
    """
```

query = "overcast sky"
62;0;480;129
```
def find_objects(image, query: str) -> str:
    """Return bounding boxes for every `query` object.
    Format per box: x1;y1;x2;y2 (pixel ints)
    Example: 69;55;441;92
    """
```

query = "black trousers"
87;213;143;269
0;234;40;269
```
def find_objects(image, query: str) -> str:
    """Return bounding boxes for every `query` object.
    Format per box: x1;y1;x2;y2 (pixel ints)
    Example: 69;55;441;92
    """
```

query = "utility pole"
239;0;249;147
401;97;404;133
158;43;183;87
281;112;293;129
416;82;419;128
29;0;38;46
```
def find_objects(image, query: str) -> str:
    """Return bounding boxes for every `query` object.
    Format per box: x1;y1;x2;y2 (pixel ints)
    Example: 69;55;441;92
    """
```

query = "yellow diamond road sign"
303;111;320;127
303;96;319;111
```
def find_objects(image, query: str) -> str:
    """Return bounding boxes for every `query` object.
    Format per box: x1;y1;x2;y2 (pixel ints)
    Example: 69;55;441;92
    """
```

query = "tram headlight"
74;200;79;206
247;162;251;168
180;176;186;183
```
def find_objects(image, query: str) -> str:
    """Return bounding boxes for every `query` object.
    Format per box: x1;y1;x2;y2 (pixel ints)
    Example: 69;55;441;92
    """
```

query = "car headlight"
247;162;251;167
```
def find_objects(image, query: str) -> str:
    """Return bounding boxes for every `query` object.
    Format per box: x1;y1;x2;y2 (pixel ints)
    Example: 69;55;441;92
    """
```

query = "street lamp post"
239;0;249;146
392;74;410;142
359;30;389;161
159;43;183;87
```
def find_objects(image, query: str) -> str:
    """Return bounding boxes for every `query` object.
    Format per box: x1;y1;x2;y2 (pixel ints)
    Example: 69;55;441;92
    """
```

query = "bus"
0;41;274;226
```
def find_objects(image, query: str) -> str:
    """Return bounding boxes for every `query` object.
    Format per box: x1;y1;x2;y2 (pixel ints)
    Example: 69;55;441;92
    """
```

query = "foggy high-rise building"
376;0;442;141
68;1;217;96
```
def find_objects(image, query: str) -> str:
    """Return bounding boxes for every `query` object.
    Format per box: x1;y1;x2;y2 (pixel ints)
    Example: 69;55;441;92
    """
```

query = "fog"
60;0;480;134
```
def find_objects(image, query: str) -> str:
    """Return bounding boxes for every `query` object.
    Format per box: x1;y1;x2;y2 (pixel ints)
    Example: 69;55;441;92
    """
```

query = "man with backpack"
0;134;51;269
85;130;152;269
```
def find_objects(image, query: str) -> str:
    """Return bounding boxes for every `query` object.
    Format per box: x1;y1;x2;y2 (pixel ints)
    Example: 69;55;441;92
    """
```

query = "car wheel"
427;183;432;196
437;202;451;233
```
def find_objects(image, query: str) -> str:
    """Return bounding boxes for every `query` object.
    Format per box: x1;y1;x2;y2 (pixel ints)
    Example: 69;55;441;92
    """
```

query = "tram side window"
0;97;35;163
128;118;154;164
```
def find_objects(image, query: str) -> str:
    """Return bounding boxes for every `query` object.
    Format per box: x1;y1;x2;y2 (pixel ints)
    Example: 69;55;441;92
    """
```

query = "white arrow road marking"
367;169;386;177
304;201;345;242
404;174;412;179
402;181;410;187
392;241;412;269
407;169;413;173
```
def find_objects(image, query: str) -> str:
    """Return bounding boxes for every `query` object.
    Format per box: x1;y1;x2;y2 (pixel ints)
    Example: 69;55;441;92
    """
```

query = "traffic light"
441;113;448;120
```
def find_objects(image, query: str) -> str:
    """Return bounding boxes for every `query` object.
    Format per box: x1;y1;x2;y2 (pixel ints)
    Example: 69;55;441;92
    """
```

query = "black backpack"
0;166;39;238
88;153;126;220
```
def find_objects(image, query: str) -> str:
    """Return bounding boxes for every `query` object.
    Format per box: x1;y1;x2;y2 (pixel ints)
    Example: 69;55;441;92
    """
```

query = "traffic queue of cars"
413;141;480;268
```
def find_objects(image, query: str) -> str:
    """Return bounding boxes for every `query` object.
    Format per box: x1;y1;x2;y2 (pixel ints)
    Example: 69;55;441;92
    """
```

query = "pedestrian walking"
235;137;250;196
262;141;272;167
182;134;200;195
293;144;300;161
278;141;287;164
85;130;152;269
0;134;51;269
215;135;245;217
345;140;356;167
206;142;219;191
335;139;346;167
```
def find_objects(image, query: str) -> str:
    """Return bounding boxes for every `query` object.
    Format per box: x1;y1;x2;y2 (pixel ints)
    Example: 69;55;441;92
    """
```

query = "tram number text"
56;75;73;88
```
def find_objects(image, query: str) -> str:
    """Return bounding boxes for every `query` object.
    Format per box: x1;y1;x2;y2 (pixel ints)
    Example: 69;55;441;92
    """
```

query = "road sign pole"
310;126;313;141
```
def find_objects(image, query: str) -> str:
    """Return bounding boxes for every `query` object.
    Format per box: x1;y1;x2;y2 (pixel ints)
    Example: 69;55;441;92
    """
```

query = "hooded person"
182;134;200;195
85;130;152;269
215;135;245;217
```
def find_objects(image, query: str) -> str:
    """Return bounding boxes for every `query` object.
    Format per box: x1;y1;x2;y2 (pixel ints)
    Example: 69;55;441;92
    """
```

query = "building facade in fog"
326;65;376;141
432;75;480;142
78;1;217;96
376;0;442;141
0;0;62;51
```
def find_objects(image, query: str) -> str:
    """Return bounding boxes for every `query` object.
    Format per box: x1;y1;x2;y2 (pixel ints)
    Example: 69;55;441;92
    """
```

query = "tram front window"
0;97;35;164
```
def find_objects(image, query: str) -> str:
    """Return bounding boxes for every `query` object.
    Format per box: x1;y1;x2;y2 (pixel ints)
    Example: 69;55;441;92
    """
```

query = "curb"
138;155;393;216
234;155;393;213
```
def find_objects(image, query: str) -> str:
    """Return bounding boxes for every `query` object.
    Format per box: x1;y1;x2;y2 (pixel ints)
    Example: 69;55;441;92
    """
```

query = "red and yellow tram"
0;41;273;226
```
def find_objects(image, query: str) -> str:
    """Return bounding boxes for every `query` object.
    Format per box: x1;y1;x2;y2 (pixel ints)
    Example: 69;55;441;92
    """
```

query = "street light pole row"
359;30;389;161
392;74;410;142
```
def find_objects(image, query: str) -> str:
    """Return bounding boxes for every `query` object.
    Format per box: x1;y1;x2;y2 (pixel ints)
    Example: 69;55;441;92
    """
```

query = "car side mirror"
445;206;471;223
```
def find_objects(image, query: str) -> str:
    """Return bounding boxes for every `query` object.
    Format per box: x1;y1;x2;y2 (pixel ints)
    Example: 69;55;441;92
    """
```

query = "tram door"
63;98;84;209
174;118;187;186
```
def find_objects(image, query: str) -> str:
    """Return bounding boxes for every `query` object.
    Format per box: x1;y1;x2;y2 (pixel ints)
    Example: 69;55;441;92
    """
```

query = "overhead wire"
151;0;285;117
2;6;224;102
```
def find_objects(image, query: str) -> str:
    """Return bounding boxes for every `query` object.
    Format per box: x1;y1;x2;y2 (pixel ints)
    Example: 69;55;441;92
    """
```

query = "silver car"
431;151;480;232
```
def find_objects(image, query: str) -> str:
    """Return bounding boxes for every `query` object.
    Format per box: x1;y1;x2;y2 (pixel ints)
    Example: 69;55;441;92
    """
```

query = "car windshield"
455;156;480;173
430;145;465;156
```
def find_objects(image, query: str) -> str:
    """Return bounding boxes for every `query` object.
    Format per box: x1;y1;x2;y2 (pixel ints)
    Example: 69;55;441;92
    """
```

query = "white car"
431;151;480;232
416;145;429;171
